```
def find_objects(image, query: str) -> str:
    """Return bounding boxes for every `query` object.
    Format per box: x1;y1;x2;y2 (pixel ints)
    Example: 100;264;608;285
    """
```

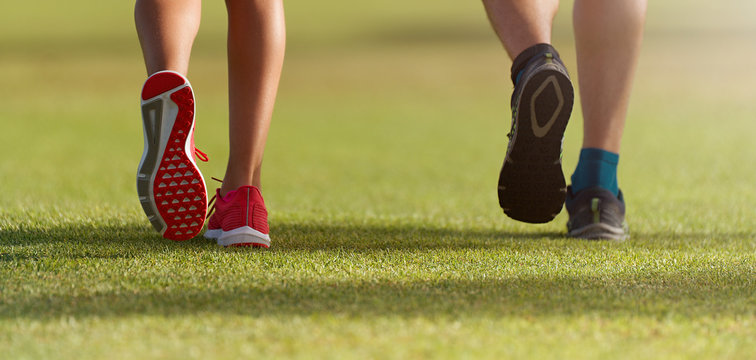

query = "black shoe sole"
498;68;574;223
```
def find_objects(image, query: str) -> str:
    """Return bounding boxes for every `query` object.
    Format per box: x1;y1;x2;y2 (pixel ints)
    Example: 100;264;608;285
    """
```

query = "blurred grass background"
1;0;755;358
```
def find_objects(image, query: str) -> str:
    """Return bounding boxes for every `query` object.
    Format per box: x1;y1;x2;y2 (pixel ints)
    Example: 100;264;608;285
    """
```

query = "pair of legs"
136;0;643;190
484;0;646;154
135;0;643;241
135;0;285;196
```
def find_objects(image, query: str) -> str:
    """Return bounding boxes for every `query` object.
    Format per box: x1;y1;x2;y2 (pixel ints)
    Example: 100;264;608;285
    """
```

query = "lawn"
1;0;755;358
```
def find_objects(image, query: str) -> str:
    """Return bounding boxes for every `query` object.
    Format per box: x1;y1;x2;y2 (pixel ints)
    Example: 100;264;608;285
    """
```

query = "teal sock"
570;148;619;196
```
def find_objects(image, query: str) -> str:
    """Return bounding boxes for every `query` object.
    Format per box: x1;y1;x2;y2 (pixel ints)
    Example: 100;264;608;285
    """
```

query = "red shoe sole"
137;71;207;241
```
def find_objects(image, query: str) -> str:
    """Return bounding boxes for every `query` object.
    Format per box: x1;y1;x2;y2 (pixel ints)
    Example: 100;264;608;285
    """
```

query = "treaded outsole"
137;71;208;241
498;68;574;223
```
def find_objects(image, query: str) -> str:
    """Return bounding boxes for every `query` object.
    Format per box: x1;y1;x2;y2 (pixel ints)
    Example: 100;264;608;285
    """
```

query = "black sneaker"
498;45;574;223
565;186;628;240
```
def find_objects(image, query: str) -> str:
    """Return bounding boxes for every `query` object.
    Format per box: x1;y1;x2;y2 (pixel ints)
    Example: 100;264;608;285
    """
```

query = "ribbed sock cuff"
570;148;620;196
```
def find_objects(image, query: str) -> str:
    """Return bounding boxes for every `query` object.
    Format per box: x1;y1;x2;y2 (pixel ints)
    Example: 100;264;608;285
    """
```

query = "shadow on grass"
2;222;754;320
0;221;566;253
2;272;754;320
2;221;752;254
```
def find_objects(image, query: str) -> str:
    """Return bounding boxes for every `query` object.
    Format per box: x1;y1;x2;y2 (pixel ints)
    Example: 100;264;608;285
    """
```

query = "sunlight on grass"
1;0;755;358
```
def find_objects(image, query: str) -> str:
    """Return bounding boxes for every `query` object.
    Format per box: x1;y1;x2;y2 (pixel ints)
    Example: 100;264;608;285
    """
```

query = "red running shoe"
204;186;271;248
136;71;209;241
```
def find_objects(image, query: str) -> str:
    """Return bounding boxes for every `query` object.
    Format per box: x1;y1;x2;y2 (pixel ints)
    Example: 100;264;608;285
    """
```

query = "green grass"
1;0;755;358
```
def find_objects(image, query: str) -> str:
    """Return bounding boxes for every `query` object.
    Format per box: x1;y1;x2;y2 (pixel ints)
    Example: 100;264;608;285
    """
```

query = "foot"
565;186;628;240
498;48;574;223
136;71;208;241
204;186;271;248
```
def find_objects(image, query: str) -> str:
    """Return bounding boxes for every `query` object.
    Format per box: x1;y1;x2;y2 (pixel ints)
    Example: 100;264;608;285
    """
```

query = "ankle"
570;148;619;196
220;181;261;198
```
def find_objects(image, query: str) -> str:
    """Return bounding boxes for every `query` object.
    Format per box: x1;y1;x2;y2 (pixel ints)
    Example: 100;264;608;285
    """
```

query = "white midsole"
205;226;271;247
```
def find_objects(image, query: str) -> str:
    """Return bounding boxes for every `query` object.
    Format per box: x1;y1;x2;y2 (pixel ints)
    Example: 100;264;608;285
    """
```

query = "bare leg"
220;0;286;196
482;0;559;59
134;0;201;75
573;0;647;152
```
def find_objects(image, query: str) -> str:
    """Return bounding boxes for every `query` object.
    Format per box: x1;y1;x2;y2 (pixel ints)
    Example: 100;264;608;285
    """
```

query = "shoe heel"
137;71;208;240
498;68;573;223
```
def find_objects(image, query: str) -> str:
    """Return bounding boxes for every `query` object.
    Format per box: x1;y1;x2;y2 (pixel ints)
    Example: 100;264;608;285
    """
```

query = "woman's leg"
135;0;201;75
221;0;286;195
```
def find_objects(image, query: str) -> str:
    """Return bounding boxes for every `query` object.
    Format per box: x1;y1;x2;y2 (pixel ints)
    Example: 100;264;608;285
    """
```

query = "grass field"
1;0;755;358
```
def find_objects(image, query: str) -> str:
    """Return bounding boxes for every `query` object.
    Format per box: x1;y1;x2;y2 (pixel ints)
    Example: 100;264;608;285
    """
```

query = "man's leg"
135;0;201;75
483;0;575;223
565;0;646;240
482;0;559;59
220;0;285;195
573;0;647;155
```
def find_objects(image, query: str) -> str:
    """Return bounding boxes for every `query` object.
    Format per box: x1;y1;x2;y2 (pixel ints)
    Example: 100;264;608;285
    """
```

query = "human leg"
204;0;285;247
135;0;208;240
566;0;647;239
573;0;647;154
135;0;201;75
220;0;285;195
483;0;574;223
482;0;559;59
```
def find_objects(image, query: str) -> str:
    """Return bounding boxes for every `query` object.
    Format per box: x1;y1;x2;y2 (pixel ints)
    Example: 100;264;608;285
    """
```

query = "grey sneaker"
498;45;574;223
565;186;628;240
